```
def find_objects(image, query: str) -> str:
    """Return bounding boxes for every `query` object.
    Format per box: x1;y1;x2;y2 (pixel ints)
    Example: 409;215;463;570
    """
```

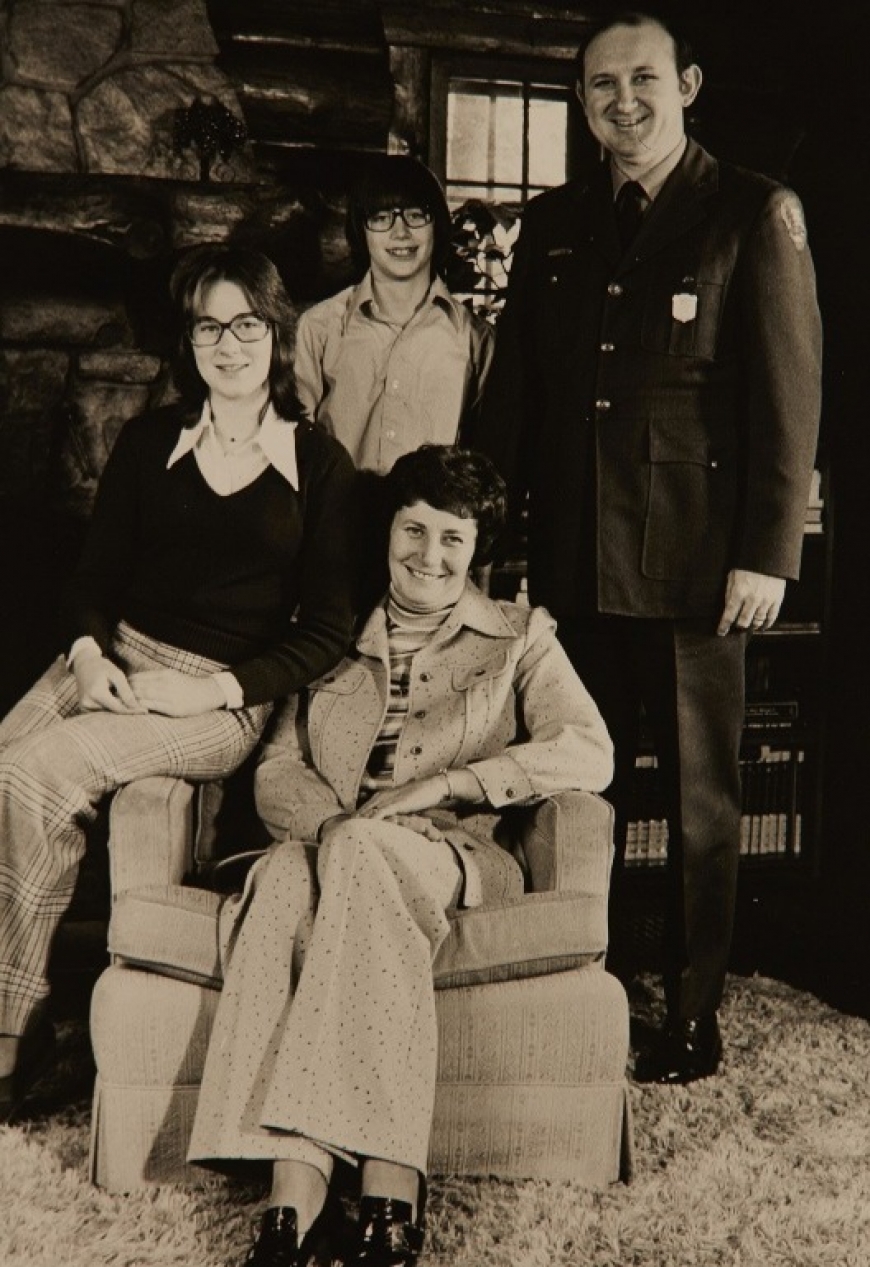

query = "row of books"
625;746;805;866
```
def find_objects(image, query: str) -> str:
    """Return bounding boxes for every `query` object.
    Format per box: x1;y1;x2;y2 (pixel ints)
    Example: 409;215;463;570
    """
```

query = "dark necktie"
615;180;647;252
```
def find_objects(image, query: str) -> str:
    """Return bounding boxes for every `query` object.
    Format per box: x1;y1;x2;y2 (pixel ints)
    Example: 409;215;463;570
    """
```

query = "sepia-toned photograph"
1;2;867;1264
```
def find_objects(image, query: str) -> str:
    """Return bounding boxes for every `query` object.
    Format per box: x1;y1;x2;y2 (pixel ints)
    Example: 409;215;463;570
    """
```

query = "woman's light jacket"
256;582;613;842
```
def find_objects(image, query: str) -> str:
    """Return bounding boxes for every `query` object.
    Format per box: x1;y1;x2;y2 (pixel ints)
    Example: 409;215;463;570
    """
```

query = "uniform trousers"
188;816;524;1179
0;621;270;1036
561;612;746;1019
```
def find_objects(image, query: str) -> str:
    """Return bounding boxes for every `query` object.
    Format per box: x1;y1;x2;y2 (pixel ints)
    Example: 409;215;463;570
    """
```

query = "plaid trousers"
0;622;271;1035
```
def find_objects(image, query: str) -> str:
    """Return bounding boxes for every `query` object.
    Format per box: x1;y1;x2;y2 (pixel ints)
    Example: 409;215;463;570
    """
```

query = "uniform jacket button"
411;745;423;755
420;671;432;682
607;282;623;296
505;787;516;798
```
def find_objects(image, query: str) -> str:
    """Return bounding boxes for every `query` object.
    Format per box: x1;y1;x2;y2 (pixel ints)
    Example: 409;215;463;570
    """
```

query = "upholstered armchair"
89;774;633;1194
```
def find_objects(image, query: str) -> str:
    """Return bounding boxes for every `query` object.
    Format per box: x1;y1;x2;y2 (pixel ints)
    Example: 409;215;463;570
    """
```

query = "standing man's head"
575;12;702;176
345;155;453;283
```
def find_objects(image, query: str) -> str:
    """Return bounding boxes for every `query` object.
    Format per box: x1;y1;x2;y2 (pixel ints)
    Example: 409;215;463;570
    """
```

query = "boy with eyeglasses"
294;155;493;474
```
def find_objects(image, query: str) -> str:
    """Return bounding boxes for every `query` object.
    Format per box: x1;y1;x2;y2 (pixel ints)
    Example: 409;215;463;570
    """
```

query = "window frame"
429;52;585;204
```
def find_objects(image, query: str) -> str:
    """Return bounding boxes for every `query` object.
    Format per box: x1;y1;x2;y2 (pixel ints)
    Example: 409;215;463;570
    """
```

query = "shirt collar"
349;271;464;333
611;135;687;203
166;401;299;489
355;581;517;659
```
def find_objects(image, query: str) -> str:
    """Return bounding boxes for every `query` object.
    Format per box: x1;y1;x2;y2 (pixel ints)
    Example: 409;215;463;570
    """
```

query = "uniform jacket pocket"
642;415;738;580
641;274;725;361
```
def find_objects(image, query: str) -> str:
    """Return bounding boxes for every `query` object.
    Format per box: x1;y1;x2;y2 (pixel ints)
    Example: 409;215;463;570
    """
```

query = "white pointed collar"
167;401;300;489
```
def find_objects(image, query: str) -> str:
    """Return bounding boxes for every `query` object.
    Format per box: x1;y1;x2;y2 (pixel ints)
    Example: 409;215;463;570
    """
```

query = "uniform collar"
166;401;299;489
611;135;687;203
355;581;517;658
348;271;464;333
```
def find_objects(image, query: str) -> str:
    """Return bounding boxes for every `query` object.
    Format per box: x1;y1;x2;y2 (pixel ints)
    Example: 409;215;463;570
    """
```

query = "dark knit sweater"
64;405;357;706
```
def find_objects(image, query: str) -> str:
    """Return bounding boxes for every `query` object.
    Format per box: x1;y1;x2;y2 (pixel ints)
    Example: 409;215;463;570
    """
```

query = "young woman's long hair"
169;245;302;420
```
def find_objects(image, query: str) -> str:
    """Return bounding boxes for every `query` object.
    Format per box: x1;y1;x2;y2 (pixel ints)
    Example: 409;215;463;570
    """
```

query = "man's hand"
74;654;144;713
717;569;786;636
128;669;226;717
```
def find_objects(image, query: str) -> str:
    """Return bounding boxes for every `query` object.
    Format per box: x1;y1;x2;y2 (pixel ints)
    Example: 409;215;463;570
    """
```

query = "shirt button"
386;429;395;439
414;710;426;719
607;282;623;297
595;399;611;412
391;380;400;390
600;342;615;352
410;745;423;755
505;787;516;799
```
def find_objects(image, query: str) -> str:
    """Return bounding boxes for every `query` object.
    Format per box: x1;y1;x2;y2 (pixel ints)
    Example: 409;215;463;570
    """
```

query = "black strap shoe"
635;1014;722;1085
0;1017;56;1125
353;1178;427;1266
242;1197;347;1267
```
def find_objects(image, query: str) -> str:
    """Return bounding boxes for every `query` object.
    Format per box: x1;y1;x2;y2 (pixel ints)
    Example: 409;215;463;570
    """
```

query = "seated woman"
294;155;494;473
0;245;356;1122
187;446;613;1267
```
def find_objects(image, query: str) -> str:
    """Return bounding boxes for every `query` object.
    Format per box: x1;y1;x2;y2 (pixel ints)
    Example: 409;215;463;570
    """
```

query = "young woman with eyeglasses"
293;154;494;474
0;245;357;1123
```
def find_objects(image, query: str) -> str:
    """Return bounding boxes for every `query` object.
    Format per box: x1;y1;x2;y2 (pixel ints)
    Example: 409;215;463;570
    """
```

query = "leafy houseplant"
445;199;523;322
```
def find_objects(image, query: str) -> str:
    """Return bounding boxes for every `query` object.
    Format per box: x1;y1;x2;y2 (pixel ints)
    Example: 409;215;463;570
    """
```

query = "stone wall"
0;0;257;180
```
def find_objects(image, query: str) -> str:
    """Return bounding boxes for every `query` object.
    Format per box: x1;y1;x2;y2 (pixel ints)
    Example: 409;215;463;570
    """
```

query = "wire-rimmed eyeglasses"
188;313;271;347
364;206;433;233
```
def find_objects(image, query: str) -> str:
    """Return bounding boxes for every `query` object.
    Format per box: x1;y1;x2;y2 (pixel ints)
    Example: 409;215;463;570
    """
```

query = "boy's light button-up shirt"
294;273;494;473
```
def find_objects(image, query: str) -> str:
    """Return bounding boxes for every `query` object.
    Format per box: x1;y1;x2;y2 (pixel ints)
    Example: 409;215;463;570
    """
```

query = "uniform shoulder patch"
779;192;808;251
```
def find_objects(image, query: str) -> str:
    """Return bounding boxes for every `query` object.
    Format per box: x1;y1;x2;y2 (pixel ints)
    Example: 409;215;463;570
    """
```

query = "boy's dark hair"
169;244;302;420
384;445;507;566
345;155;453;277
574;10;696;87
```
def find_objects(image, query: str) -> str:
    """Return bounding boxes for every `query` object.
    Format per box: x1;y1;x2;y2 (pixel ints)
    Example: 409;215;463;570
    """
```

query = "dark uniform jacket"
477;139;822;625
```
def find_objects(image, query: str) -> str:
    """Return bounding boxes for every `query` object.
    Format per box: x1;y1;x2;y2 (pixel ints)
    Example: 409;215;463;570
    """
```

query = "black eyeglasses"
189;313;271;347
364;206;433;233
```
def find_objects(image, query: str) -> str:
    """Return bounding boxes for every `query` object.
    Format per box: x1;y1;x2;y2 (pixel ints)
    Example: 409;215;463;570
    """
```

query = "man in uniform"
475;10;821;1082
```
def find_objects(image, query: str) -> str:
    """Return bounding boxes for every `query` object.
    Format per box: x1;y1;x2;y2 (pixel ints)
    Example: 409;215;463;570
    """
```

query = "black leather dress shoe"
352;1179;427;1266
634;1014;723;1085
0;1017;56;1124
242;1197;349;1267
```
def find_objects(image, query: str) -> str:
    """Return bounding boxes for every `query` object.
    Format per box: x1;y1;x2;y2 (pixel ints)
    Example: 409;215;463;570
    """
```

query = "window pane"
527;97;568;187
447;80;524;186
446;184;524;211
447;92;492;182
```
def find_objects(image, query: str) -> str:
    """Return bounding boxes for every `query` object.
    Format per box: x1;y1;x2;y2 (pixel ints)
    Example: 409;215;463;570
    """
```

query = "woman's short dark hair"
345;155;453;278
574;10;695;85
384;446;507;566
169;245;302;419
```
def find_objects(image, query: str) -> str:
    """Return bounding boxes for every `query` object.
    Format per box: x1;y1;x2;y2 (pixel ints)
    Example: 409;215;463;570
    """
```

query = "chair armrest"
108;777;197;897
517;791;614;898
